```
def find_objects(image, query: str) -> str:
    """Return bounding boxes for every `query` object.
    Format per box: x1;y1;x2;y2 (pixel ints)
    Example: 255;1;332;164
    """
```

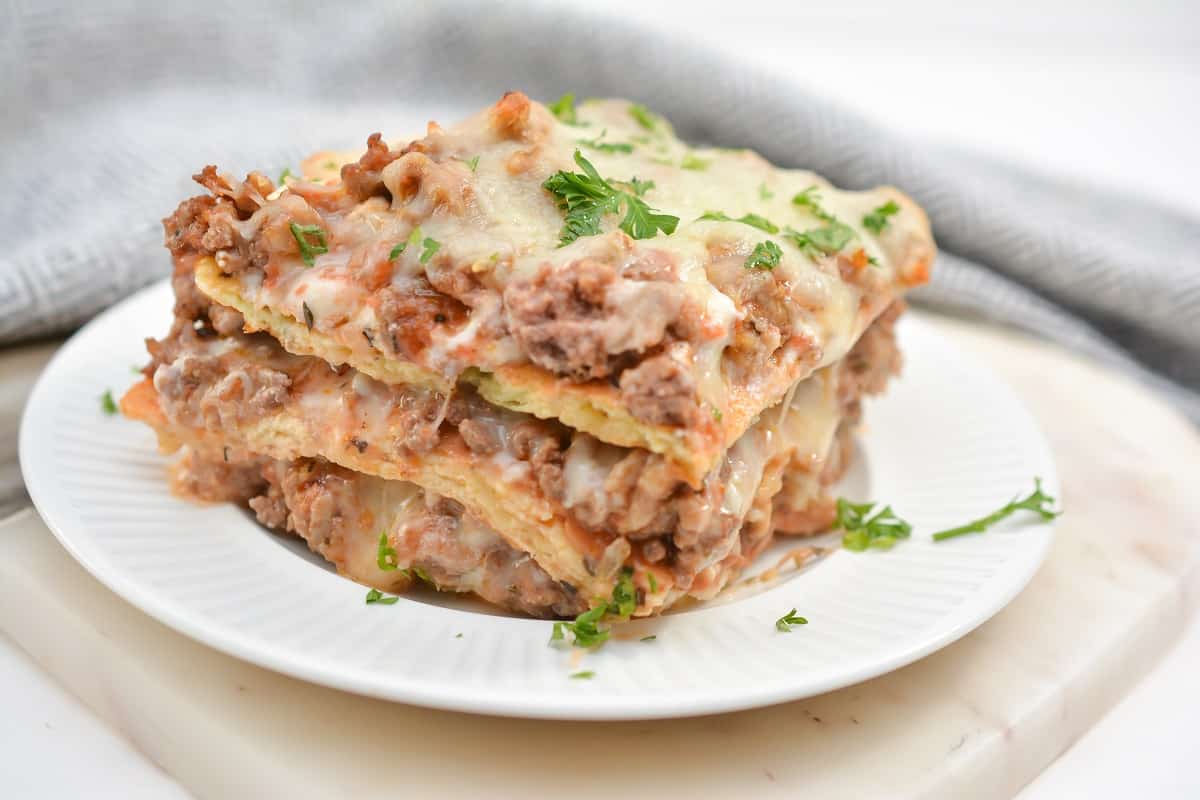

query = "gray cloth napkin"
4;0;1197;421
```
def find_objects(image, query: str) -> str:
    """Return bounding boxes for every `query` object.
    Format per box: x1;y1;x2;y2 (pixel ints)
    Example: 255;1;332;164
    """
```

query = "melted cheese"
212;94;931;459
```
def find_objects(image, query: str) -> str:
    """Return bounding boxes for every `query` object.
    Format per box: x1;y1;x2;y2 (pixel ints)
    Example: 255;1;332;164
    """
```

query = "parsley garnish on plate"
100;389;117;415
745;240;782;270
376;532;398;571
629;103;658;131
775;609;809;632
548;93;579;125
698;210;779;233
680;153;710;171
289;222;328;266
836;498;913;551
759;183;774;200
932;478;1061;541
837;479;1060;551
570;670;596;680
464;155;480;172
551;606;610;648
277;167;294;185
640;635;657;642
542;150;679;246
549;568;638;649
365;588;400;605
862;200;900;234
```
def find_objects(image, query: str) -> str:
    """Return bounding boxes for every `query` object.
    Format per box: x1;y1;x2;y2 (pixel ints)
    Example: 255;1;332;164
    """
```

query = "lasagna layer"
175;92;933;484
166;445;587;619
124;289;899;616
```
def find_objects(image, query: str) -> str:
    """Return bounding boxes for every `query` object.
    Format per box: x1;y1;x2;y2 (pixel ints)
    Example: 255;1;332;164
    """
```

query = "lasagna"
122;92;933;618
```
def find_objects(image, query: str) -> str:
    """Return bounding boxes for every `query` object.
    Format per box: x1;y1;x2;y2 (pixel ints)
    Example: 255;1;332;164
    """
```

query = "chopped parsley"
389;227;422;260
549;568;639;650
629;103;658;132
548;92;578;125
711;406;723;422
759;183;775;200
609;568;637;619
646;571;659;593
551;606;610;648
792;185;837;223
621;177;655;197
783;222;856;260
640;635;657;642
863;200;900;234
570;670;595;680
277;167;294;185
932;479;1061;541
323;160;338;170
465;155;480;172
745;240;782;270
100;389;117;415
775;609;809;632
288;222;328;266
835;498;913;551
365;588;400;605
542;150;678;246
680;153;710;171
301;302;314;331
698;210;779;233
577;129;634;154
376;532;398;571
419;236;441;264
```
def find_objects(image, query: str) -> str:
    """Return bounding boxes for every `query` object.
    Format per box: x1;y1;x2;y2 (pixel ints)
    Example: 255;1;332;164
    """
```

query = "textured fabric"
4;0;1197;420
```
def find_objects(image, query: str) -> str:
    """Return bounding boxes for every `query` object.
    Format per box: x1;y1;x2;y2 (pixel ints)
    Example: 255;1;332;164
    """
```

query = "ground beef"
391;391;449;455
341;133;403;202
252;456;584;618
617;343;700;427
706;251;823;379
154;352;291;432
508;420;568;500
168;446;266;504
248;481;288;529
838;300;905;406
503;258;683;381
372;279;468;363
458;418;502;454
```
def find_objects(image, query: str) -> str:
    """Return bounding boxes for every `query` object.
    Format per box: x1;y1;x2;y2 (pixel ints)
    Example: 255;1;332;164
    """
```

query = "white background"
2;0;1197;796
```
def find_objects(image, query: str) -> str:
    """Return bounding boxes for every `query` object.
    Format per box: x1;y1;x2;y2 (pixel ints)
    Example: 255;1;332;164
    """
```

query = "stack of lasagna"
122;92;934;618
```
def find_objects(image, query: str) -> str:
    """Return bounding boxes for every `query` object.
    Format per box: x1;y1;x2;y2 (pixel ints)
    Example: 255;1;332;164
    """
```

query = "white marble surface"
2;311;1199;798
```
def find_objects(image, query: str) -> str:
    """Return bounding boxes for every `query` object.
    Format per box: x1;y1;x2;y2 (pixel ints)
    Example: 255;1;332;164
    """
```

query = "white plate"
20;281;1057;720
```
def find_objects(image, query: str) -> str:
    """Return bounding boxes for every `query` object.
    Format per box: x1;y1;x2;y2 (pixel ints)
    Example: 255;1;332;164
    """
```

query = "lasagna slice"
126;92;930;618
175;92;932;484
